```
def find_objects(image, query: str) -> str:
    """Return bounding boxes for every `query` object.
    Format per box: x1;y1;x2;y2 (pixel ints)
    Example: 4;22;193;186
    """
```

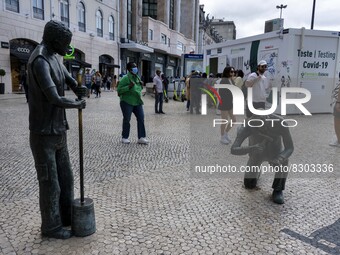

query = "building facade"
0;0;120;93
0;0;200;93
210;19;236;42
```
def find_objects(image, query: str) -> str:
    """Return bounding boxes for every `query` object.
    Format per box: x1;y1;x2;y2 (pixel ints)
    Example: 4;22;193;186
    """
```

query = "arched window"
78;2;86;32
96;10;103;37
109;16;114;41
60;0;69;27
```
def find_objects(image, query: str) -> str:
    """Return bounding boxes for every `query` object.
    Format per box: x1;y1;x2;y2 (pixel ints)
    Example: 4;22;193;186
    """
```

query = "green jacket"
117;72;144;106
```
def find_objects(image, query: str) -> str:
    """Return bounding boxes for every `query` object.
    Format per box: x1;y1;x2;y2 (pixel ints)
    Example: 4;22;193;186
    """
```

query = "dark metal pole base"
72;198;96;237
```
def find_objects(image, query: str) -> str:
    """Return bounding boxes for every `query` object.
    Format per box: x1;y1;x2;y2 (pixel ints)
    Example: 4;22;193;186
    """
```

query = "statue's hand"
252;143;264;154
76;99;86;109
270;156;286;166
76;85;87;99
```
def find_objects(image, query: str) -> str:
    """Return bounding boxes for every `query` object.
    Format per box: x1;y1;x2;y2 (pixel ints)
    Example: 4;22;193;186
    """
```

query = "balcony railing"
6;0;19;13
33;7;44;20
97;28;103;37
61;16;69;27
78;22;86;32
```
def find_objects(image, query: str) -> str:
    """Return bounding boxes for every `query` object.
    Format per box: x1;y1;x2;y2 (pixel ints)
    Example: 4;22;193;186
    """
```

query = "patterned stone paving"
0;91;339;254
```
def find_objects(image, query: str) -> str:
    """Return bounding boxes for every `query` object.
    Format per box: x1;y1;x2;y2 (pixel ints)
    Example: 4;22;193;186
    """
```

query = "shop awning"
10;52;31;63
66;59;92;68
120;42;154;53
101;63;120;69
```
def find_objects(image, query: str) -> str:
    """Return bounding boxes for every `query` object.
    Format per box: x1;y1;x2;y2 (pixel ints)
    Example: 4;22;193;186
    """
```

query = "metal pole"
311;0;316;29
276;4;287;31
78;108;84;204
77;69;85;205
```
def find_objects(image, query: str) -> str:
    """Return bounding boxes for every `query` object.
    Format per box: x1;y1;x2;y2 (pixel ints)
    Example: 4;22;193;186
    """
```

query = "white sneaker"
138;137;149;144
329;140;340;147
225;133;232;143
220;134;229;144
121;138;130;144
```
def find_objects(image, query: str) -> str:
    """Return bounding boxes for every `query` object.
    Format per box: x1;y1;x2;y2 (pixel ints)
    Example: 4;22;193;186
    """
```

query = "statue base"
72;198;96;237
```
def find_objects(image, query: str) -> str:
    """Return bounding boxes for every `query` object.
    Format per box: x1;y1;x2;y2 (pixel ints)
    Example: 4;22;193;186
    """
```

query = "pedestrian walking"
117;62;148;144
153;70;165;114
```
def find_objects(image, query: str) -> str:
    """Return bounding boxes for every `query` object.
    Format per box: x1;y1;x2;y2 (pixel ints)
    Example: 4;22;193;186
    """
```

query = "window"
6;0;19;13
168;38;170;47
217;48;222;54
127;0;132;40
60;0;69;27
78;2;85;32
96;10;103;37
109;16;114;40
148;29;153;40
232;57;244;70
142;0;157;20
207;49;211;55
177;41;184;52
169;0;174;30
161;33;167;44
33;0;44;19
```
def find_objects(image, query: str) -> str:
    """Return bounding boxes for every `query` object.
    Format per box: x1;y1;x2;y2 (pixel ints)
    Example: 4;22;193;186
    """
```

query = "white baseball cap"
258;60;267;66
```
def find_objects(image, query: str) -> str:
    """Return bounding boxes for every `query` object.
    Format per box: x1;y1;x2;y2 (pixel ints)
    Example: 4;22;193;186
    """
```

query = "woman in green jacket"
117;62;148;144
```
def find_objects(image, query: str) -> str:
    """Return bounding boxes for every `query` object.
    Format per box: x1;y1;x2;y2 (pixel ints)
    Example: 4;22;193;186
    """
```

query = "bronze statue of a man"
28;20;86;239
231;114;294;204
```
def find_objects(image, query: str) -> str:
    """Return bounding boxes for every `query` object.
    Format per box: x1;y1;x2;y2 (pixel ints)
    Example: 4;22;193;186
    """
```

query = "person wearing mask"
219;66;237;144
153;70;165;114
245;60;270;118
117;62;148;144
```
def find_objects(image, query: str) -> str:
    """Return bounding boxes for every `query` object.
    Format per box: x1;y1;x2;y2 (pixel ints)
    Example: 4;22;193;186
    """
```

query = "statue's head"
42;20;72;56
248;112;272;134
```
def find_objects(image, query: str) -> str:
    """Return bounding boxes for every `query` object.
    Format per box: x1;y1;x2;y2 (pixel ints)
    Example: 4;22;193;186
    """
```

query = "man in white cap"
245;60;269;117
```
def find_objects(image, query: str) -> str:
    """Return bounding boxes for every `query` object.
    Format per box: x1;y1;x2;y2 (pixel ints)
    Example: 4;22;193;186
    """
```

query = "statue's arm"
32;58;85;109
231;127;256;155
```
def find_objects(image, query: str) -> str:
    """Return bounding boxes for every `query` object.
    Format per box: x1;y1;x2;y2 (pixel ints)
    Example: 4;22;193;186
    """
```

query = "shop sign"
1;42;9;49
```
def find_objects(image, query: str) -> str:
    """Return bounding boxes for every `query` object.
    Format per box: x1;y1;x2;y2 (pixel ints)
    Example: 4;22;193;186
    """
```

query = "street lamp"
311;0;316;29
276;4;287;19
276;4;287;30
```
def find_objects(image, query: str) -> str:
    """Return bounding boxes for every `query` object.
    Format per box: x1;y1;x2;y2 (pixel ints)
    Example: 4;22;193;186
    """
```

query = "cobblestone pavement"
0;91;339;255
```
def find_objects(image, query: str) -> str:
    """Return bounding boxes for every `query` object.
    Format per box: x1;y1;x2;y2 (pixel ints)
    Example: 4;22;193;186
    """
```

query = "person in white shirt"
153;70;165;114
245;60;269;117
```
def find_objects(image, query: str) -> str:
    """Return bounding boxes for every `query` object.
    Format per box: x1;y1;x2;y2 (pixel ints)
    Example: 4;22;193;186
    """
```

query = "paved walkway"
0;91;339;255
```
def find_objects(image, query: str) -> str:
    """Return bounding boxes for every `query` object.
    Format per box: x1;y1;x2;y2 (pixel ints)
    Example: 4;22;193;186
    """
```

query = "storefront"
63;48;92;81
99;54;120;78
9;38;38;92
154;53;165;76
166;56;178;78
140;53;153;83
120;40;154;77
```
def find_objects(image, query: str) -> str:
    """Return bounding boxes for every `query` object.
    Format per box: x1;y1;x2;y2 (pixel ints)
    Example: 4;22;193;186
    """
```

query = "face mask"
131;67;138;74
